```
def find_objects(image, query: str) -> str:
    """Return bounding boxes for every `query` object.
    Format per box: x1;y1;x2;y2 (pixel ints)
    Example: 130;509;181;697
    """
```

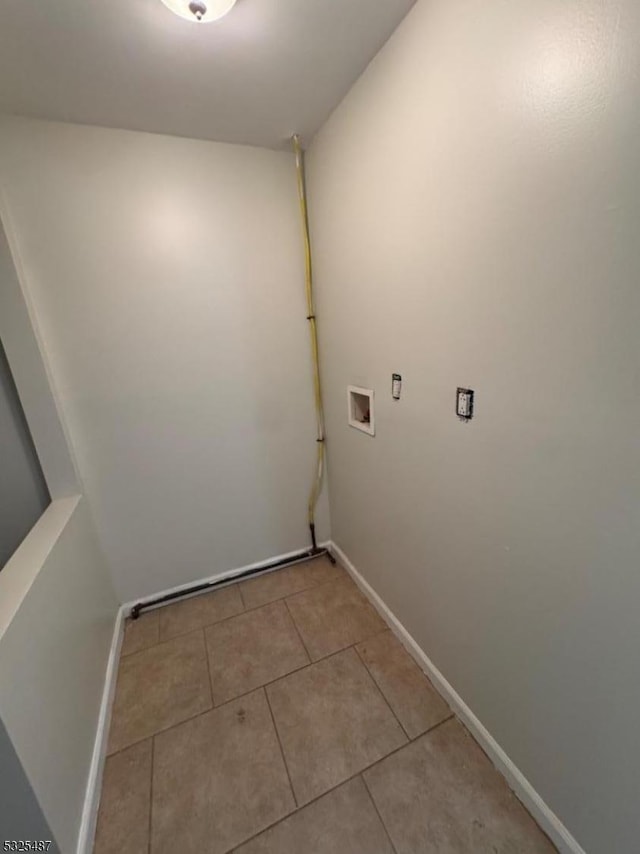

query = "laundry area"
1;1;639;852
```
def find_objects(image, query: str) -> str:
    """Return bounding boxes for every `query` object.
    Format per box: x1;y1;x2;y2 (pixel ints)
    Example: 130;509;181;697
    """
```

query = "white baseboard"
76;605;125;854
331;541;586;854
121;541;332;614
77;542;331;853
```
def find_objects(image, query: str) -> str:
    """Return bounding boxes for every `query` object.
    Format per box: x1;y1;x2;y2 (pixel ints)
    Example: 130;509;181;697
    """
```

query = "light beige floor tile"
205;600;309;705
364;719;557;854
94;739;152;854
158;584;244;640
151;689;295;854
356;630;451;738
239;556;344;611
121;610;159;657
266;648;406;805
234;776;394;854
286;577;386;660
108;630;212;754
304;555;345;585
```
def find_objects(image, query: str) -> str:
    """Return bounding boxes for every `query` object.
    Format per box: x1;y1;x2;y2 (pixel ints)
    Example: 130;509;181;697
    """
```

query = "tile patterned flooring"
94;557;556;854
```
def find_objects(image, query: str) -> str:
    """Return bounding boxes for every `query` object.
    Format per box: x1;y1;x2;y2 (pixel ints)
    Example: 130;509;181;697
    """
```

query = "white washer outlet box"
347;386;375;436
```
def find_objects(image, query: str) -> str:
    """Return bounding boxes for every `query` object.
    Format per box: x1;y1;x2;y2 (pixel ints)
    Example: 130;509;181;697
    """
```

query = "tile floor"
94;556;556;854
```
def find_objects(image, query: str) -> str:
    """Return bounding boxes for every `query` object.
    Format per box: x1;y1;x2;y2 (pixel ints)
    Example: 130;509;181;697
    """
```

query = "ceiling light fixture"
159;0;237;23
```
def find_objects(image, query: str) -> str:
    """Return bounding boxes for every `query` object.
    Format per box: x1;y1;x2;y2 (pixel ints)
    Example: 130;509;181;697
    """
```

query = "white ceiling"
0;0;415;149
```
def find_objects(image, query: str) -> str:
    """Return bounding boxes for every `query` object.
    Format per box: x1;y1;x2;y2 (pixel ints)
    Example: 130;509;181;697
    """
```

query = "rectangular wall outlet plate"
456;387;474;421
392;373;402;400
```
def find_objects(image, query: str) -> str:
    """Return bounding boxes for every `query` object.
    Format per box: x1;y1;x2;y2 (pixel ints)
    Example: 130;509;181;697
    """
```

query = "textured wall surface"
307;1;640;850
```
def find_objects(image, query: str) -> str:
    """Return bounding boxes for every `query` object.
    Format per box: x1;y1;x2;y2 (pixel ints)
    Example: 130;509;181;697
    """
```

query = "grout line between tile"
157;600;245;645
201;627;216;708
336;714;453;792
106;700;213;760
107;633;406;761
360;773;400;854
211;657;312;710
117;624;210;664
142;566;347;649
263;686;299;809
237;581;247;610
226;716;456;854
353;643;411;742
120;643;154;659
411;712;455;742
238;571;345;617
310;714;454;802
283;596;312;663
120;611;161;659
232;634;382;700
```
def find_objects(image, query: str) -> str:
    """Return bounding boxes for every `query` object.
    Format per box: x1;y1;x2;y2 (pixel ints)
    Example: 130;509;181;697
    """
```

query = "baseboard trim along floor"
76;606;124;854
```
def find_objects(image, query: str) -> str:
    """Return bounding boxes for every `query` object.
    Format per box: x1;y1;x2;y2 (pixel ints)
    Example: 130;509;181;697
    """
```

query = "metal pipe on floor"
130;546;336;619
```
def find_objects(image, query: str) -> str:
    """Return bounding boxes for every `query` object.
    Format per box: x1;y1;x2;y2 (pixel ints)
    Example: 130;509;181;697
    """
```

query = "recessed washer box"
347;385;375;436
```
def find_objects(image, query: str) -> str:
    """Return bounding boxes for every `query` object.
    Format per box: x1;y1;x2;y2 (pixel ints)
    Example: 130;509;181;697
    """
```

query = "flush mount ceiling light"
159;0;237;23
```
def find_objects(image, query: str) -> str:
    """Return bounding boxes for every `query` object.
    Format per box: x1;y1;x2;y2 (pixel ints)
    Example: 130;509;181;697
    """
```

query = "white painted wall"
0;213;80;498
0;337;50;568
0;116;330;602
0;218;119;853
0;717;59;851
0;497;117;853
307;1;640;851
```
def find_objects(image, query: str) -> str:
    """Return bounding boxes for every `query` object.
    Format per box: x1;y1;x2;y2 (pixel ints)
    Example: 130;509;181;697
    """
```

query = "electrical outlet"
456;387;474;421
392;373;402;400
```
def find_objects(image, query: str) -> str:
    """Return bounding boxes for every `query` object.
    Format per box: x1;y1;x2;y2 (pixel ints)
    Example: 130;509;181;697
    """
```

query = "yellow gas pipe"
292;134;325;550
